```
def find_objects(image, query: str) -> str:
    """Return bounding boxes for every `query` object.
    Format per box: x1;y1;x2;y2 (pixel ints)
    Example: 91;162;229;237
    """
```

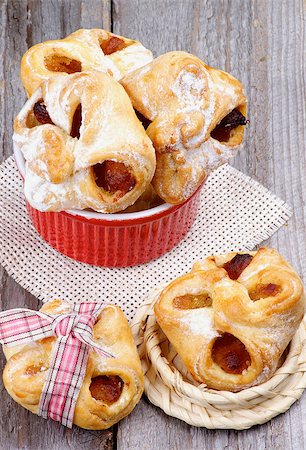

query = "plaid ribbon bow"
0;302;114;428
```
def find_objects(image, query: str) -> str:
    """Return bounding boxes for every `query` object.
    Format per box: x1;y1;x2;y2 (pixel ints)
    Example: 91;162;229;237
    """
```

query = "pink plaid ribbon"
0;302;114;428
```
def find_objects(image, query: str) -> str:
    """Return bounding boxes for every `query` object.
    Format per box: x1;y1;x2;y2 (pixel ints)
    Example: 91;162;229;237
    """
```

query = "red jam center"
93;161;136;195
212;333;251;374
89;375;124;404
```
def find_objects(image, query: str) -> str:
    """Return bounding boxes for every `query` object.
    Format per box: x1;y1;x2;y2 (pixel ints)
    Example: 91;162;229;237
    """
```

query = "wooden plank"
0;0;305;449
114;1;205;447
0;1;114;449
114;0;306;449
263;1;306;450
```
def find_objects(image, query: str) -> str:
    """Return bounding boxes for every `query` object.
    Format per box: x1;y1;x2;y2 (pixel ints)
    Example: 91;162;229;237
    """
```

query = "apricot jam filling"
212;333;251;374
100;36;125;55
173;293;212;309
223;254;253;280
93;161;136;195
211;108;247;142
24;364;47;376
249;283;281;301
33;101;54;125
89;375;124;405
44;55;82;74
70;104;82;139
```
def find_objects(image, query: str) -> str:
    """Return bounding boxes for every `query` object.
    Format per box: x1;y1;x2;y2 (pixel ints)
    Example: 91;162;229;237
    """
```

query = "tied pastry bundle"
13;28;248;214
0;300;144;429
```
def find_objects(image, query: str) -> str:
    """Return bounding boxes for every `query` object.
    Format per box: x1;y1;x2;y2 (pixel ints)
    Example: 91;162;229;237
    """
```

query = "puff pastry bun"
21;28;153;97
123;184;163;212
2;300;144;430
121;51;247;204
154;248;305;392
14;70;156;213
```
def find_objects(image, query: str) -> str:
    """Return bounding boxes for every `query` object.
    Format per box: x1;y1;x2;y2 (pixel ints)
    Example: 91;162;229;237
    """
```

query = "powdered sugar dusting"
14;69;156;213
172;70;206;108
136;54;246;203
23;165;90;212
110;44;153;80
179;309;219;340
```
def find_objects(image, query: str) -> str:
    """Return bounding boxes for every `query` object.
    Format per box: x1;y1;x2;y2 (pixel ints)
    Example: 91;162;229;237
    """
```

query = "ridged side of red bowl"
26;188;201;267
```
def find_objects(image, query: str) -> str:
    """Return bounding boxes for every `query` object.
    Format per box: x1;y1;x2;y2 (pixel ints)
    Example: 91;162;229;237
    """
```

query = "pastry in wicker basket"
13;70;156;213
21;28;153;96
154;248;305;392
2;300;144;430
121;51;248;204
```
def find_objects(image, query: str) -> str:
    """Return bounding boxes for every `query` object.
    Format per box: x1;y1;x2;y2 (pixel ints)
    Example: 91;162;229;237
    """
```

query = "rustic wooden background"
0;0;305;449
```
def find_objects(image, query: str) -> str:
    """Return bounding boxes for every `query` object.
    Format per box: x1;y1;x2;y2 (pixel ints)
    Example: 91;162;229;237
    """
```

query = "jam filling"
24;364;46;376
134;109;152;130
44;55;82;74
212;333;251;374
89;375;124;405
93;161;136;195
249;283;281;301
100;36;125;55
223;254;253;280
33;102;54;125
211;108;247;142
70;104;82;139
173;293;212;309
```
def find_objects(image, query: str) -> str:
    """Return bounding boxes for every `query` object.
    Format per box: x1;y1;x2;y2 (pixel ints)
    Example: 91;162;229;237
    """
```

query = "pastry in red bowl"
13;70;204;267
14;142;202;267
13;50;248;267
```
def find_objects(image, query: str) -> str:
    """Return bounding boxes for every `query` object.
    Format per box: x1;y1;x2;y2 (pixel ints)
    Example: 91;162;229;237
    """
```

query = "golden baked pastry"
123;184;163;213
121;51;247;204
21;28;153;96
2;300;144;430
14;70;156;213
154;248;305;392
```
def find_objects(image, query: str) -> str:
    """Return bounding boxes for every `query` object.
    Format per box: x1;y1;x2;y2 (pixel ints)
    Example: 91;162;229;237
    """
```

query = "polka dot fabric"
0;156;291;321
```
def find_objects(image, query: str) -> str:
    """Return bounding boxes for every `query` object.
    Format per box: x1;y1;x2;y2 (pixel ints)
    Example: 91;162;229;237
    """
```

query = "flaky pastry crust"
14;70;156;213
2;300;144;429
154;248;305;392
21;29;153;97
121;51;247;204
123;184;163;212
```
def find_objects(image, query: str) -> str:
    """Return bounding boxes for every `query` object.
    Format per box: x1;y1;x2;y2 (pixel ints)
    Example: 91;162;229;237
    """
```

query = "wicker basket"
131;287;306;430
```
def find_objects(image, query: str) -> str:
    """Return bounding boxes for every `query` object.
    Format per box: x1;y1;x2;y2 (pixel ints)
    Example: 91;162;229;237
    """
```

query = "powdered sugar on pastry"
154;248;305;392
21;28;153;97
121;51;247;204
172;70;208;109
23;166;87;212
109;43;153;79
179;309;219;340
14;71;156;213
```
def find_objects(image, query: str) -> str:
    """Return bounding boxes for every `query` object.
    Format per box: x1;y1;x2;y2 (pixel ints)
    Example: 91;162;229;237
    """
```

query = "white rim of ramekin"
14;146;177;221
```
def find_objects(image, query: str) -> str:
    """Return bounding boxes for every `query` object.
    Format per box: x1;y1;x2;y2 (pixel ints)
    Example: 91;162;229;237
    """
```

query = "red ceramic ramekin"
14;148;202;267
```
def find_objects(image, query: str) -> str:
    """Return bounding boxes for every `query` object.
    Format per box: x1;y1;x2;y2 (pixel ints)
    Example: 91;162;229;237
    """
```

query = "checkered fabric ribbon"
0;302;114;428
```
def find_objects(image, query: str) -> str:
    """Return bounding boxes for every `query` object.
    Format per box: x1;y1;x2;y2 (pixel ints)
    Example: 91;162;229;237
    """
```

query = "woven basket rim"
131;286;306;429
